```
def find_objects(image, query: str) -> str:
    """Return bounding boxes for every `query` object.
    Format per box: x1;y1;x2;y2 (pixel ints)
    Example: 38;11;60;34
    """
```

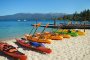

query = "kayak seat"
29;42;44;47
21;38;26;40
3;45;17;53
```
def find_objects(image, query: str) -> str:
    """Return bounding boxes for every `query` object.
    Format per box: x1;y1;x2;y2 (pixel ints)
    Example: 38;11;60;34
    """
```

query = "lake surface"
0;20;89;39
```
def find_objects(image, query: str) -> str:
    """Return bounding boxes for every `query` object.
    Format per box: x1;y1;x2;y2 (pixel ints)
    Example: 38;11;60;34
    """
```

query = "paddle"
41;23;49;33
29;23;39;35
29;26;34;35
33;23;41;36
38;23;49;39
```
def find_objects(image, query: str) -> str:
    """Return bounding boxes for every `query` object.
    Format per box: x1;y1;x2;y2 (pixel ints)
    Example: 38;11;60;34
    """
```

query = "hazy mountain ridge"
0;13;66;21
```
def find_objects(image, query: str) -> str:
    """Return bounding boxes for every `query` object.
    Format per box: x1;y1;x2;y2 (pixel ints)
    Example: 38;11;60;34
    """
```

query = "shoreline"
0;29;88;41
0;29;90;60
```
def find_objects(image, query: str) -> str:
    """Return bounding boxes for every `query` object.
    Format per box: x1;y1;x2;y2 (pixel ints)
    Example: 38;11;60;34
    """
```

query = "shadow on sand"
0;51;18;60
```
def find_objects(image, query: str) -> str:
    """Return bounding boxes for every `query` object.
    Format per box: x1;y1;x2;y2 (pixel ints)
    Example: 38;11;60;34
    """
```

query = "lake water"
0;20;89;39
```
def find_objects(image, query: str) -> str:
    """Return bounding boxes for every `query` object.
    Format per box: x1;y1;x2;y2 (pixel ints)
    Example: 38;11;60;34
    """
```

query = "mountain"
0;13;67;21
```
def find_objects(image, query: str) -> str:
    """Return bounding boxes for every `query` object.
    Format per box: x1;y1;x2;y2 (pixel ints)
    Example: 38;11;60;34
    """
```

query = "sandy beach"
0;29;90;60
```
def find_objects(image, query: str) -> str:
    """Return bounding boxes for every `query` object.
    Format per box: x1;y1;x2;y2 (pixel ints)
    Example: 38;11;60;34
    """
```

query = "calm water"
0;20;89;39
0;20;53;39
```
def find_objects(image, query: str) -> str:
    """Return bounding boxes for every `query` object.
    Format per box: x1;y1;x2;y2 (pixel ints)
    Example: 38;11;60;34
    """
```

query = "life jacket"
3;45;17;53
29;42;44;47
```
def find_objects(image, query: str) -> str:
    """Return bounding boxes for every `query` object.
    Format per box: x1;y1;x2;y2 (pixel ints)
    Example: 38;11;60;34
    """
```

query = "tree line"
57;9;90;21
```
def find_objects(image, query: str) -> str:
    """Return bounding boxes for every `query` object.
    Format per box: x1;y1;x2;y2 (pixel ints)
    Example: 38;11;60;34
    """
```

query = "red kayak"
0;42;27;60
16;39;52;54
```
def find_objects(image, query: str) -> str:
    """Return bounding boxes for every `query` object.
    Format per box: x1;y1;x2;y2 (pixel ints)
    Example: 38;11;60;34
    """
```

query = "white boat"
17;20;21;22
24;20;27;21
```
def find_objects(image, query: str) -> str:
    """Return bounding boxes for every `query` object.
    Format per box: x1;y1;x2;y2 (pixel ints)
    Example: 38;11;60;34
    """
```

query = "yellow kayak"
72;30;85;35
25;34;51;44
77;31;85;35
57;29;85;36
61;34;71;38
36;32;71;39
63;29;85;36
50;35;63;40
58;29;68;32
44;32;71;39
36;32;63;40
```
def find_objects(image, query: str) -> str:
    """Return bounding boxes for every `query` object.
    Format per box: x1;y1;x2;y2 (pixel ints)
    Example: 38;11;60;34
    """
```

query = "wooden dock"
31;24;90;29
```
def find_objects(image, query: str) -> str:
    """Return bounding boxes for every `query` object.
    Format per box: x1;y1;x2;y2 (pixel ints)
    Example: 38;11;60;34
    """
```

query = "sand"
0;29;90;60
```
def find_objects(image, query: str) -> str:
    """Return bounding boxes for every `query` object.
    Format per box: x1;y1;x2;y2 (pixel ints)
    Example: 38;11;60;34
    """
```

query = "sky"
0;0;90;16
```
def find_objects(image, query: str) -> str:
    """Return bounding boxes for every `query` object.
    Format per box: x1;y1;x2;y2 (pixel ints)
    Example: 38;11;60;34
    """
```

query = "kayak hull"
71;30;85;35
54;30;78;37
26;36;51;44
16;39;52;54
0;43;27;60
50;36;63;40
35;33;63;40
61;34;71;38
78;32;85;35
3;51;27;60
68;32;78;37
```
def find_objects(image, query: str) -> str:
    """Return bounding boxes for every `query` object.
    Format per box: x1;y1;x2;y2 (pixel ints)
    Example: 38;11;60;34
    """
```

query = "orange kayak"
25;34;51;44
50;35;63;40
35;32;63;40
